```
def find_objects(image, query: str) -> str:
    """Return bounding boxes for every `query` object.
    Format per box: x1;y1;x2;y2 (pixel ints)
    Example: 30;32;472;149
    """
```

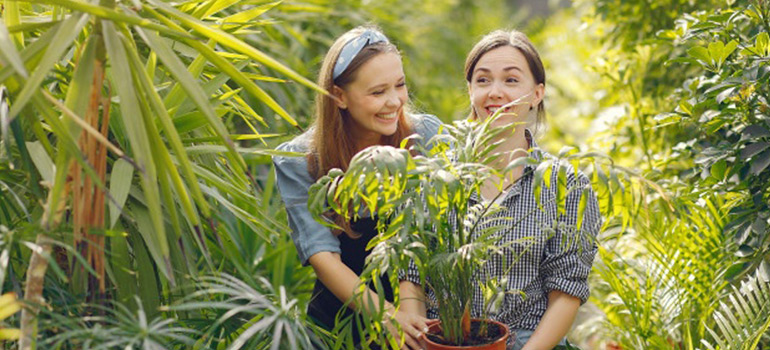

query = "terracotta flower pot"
422;319;510;350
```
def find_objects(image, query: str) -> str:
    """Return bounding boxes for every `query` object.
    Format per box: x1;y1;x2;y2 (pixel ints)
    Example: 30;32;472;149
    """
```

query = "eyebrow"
367;76;406;91
474;66;523;74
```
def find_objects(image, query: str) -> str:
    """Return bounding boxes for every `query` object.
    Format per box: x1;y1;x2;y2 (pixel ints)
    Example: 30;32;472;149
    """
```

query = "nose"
489;82;504;100
385;90;401;108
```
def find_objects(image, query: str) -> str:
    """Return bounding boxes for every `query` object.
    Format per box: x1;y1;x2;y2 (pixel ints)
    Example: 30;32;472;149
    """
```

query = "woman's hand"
386;309;430;350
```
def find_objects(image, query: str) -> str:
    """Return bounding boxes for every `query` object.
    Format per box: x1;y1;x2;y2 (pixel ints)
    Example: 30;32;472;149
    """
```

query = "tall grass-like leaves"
0;18;27;79
104;20;173;282
0;0;328;347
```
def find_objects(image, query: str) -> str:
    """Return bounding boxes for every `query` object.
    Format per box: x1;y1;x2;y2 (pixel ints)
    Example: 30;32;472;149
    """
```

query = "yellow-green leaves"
8;14;88;119
149;0;326;97
742;32;770;57
108;159;134;229
0;293;21;340
687;40;738;72
0;18;27;79
103;20;173;283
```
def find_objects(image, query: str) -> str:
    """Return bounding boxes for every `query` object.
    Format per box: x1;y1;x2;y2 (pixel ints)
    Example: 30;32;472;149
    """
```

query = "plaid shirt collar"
470;129;544;203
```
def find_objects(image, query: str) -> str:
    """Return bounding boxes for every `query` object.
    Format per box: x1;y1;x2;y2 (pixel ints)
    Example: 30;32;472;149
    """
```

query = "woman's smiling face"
333;52;408;148
468;45;544;127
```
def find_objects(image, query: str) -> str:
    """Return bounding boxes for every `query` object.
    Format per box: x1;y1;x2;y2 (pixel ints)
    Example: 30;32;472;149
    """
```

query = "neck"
489;126;530;171
354;133;384;153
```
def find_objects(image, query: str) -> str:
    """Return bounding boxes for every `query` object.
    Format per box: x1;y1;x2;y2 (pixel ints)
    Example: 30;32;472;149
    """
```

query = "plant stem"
18;235;52;350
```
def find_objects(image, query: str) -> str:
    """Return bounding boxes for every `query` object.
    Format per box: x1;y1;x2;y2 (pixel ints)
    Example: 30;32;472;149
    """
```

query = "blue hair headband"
333;30;390;80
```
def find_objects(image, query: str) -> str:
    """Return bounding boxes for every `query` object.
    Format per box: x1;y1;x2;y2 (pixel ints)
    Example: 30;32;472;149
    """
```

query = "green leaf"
103;21;173;284
719;40;738;64
134;26;247;177
741;142;770;160
6;20;59;34
122;29;209;220
194;0;242;19
688;46;711;65
62;34;97;139
750;149;770;175
707;41;724;64
24;141;53;184
109;159;134;229
0;20;58;83
576;187;589;233
756;32;769;56
710;159;727;180
22;0;187;38
532;161;550;209
149;0;326;97
110;226;137;306
221;1;282;24
0;18;28;78
8;14;88;119
2;0;23;47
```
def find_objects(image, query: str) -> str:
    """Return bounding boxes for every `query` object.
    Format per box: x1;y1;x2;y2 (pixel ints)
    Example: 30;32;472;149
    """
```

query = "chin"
380;127;399;136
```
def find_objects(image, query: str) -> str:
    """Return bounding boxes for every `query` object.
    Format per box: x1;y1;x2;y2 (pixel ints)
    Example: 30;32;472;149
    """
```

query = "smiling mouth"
485;106;511;115
376;111;398;120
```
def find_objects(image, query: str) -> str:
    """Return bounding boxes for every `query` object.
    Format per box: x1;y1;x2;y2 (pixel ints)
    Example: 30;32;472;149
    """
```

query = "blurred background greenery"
1;0;769;349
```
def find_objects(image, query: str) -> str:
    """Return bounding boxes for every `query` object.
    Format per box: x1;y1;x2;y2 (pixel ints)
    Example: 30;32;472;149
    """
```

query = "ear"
531;83;545;109
332;85;347;109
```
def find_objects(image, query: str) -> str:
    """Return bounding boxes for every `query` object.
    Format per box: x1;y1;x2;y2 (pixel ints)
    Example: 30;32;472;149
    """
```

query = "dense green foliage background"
0;0;769;349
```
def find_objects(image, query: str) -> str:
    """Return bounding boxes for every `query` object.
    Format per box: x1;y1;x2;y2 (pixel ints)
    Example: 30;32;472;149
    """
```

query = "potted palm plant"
308;114;555;349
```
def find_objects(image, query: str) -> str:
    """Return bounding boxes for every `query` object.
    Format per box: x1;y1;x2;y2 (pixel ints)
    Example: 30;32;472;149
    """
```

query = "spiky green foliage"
42;297;197;350
703;262;770;350
307;111;633;346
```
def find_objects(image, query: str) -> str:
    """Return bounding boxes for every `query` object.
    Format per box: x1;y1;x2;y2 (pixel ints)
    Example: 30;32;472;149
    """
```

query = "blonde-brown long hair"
309;26;414;237
310;26;413;180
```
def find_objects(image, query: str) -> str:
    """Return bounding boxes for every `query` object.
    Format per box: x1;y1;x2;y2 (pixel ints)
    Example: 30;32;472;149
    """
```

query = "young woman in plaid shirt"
402;30;601;350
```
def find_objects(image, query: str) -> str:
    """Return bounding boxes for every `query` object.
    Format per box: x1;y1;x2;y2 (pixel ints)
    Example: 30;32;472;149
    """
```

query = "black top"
307;217;394;343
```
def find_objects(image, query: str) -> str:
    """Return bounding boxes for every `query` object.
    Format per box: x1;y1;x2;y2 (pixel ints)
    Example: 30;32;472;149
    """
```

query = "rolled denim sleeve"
273;140;340;266
540;171;600;304
411;114;443;146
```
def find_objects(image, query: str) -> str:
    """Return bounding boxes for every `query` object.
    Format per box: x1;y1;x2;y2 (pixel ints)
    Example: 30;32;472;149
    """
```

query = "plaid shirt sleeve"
540;171;601;304
399;258;423;285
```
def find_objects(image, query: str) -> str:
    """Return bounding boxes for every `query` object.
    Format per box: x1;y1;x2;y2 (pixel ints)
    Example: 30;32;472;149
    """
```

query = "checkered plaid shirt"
404;137;601;332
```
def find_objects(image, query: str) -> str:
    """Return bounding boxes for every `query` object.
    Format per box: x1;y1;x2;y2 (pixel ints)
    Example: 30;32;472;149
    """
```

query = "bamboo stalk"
18;235;52;350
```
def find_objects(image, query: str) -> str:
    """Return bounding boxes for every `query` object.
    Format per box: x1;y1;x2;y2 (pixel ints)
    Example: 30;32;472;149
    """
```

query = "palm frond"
702;262;770;350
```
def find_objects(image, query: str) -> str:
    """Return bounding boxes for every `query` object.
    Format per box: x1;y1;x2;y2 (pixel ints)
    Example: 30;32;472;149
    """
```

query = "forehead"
349;52;404;87
475;45;530;74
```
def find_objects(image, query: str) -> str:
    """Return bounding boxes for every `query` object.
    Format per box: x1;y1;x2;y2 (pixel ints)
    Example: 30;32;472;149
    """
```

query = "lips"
377;112;398;120
485;105;511;115
375;111;398;122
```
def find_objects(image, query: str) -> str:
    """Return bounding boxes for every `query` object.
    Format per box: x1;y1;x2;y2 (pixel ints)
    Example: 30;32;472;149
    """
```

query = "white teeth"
378;112;397;120
488;107;500;113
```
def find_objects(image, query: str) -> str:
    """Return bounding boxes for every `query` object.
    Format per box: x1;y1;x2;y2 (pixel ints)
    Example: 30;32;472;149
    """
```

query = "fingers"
414;317;430;336
402;325;423;350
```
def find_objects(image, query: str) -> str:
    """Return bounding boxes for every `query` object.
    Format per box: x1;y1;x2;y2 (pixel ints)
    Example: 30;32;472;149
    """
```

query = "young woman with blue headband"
273;26;440;349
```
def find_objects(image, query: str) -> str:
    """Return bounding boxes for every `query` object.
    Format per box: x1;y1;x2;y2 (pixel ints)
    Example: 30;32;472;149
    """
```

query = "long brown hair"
310;26;413;180
464;30;546;129
309;26;414;237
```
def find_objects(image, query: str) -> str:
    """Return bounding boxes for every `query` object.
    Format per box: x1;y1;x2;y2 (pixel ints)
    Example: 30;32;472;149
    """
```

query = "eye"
396;82;406;88
372;89;385;95
506;77;519;83
475;77;490;84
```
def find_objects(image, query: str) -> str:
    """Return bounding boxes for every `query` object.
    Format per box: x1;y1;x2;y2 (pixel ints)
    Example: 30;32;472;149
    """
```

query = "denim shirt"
273;114;443;265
